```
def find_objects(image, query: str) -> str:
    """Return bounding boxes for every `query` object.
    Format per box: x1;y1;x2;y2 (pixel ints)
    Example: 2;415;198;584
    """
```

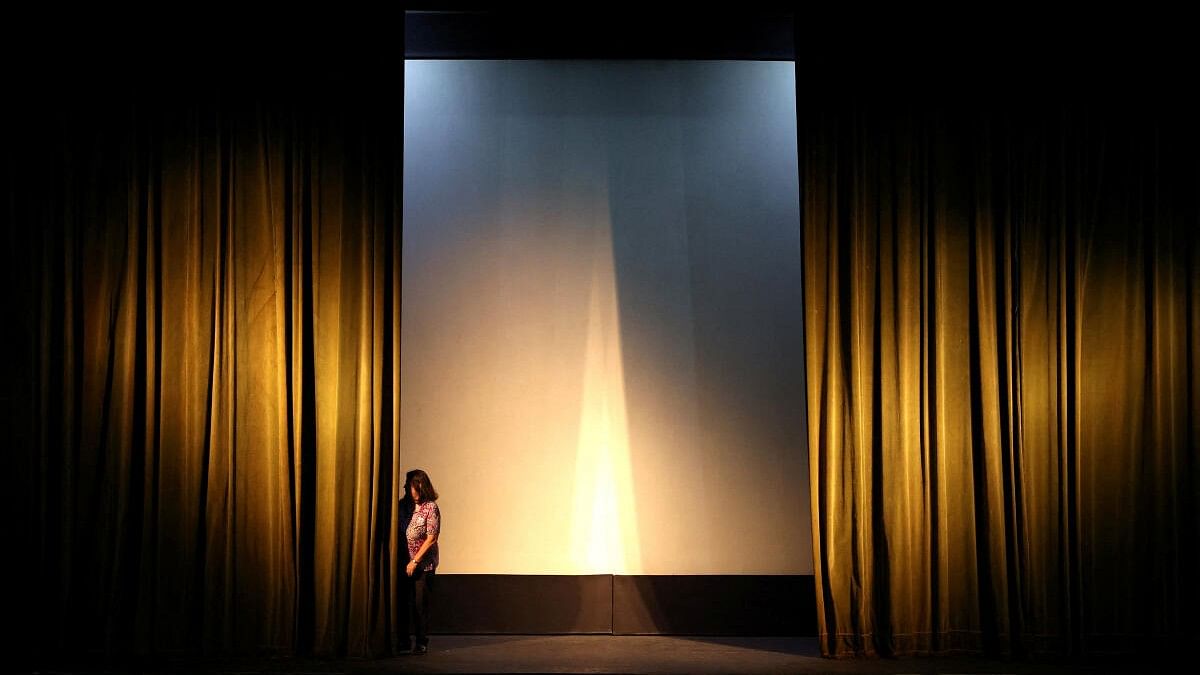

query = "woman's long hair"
407;469;439;503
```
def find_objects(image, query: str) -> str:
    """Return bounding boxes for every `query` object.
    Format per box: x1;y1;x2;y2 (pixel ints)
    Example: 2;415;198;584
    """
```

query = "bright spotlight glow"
570;210;641;574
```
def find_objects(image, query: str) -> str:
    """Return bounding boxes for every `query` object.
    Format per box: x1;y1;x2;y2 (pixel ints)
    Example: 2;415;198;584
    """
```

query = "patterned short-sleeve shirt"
405;500;440;572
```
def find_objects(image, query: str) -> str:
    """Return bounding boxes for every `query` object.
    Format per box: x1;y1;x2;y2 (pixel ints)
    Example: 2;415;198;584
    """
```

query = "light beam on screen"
569;207;641;574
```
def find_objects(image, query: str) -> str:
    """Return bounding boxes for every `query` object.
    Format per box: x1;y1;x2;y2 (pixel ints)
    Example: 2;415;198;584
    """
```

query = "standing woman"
403;469;440;654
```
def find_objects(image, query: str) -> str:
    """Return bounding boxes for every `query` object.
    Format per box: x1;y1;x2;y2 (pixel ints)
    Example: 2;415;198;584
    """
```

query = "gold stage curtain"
802;101;1200;656
3;92;405;657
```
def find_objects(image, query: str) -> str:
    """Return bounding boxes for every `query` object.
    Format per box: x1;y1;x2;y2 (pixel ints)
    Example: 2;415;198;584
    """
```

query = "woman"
401;469;440;655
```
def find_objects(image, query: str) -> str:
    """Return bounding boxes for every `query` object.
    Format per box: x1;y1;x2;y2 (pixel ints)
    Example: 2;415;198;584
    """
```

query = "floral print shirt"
405;500;440;572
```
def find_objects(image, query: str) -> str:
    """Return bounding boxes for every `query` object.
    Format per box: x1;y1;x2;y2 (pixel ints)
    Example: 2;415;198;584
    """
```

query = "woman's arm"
411;533;438;566
406;533;438;575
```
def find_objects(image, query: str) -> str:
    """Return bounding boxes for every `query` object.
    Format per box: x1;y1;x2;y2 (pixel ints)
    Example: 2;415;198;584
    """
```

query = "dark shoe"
397;643;413;654
414;644;428;655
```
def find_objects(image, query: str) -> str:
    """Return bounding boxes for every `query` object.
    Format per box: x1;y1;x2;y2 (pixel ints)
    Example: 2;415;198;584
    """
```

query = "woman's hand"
406;560;418;577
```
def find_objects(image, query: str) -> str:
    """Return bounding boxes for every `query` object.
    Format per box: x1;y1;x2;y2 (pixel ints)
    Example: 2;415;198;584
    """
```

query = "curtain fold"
802;98;1200;657
4;91;404;658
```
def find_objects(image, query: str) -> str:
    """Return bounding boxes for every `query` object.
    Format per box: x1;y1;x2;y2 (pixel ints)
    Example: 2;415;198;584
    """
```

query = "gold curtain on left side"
2;98;404;658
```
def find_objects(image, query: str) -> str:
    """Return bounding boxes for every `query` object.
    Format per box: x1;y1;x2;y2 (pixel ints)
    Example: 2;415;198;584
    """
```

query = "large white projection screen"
403;60;810;575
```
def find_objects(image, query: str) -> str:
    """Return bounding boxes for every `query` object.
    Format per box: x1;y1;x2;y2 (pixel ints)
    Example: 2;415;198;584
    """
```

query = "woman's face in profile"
410;484;420;503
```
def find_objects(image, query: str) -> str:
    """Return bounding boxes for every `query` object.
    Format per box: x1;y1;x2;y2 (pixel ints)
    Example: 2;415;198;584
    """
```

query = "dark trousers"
407;567;435;646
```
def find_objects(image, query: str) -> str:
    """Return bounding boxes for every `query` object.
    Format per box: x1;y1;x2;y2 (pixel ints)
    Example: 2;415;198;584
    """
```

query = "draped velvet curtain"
802;95;1200;656
3;83;406;659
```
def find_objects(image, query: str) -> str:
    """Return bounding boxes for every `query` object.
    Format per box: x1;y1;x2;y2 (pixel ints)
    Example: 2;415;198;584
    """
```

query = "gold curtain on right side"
802;102;1199;657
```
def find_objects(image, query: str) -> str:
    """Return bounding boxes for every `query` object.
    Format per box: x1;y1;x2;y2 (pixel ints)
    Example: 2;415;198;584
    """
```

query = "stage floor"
29;635;1145;674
